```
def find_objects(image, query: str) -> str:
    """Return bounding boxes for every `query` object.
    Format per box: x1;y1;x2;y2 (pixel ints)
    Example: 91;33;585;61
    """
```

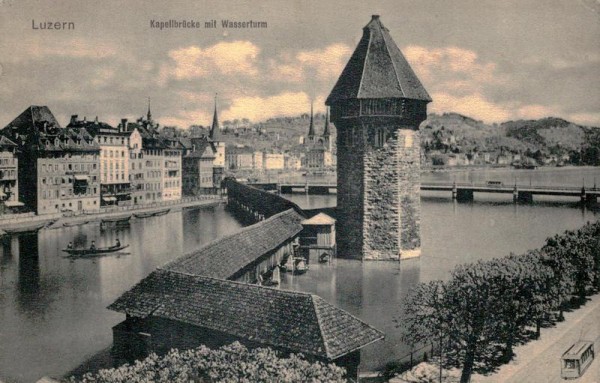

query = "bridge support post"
517;191;534;203
456;189;474;202
513;186;518;203
580;187;586;204
586;194;597;205
452;182;457;200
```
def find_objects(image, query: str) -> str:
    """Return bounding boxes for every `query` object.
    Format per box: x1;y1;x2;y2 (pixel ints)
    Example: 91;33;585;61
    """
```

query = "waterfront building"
127;126;145;205
162;139;183;201
69;116;132;206
253;150;264;170
122;118;165;203
284;153;302;170
2;106;101;214
109;209;380;381
109;270;383;381
326;15;431;260
304;105;334;170
0;135;20;212
225;146;254;170
299;212;337;263
263;151;285;170
209;95;225;188
182;137;216;195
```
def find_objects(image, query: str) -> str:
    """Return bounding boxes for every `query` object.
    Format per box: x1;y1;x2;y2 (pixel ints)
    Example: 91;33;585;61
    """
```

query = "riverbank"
0;195;224;234
472;293;600;383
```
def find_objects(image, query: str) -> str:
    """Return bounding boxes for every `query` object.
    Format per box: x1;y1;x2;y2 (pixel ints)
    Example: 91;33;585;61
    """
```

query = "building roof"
184;139;216;159
2;107;99;152
226;145;254;155
301;212;336;226
3;105;61;132
0;135;18;149
108;269;384;360
209;95;222;142
326;15;431;105
163;209;304;279
307;102;315;139
323;108;331;137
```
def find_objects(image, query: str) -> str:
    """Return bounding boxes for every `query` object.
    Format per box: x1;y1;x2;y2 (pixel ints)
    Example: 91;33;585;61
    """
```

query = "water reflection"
280;256;422;370
0;205;243;383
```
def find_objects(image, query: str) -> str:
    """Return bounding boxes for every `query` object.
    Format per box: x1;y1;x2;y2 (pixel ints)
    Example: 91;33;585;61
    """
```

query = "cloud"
515;104;559;120
567;112;600;127
430;92;511;123
522;52;600;70
223;92;324;123
404;45;501;85
159;41;260;84
269;43;352;84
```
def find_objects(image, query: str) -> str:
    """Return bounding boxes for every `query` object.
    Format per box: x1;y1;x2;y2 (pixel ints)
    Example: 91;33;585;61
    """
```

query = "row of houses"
224;106;335;171
0;103;226;215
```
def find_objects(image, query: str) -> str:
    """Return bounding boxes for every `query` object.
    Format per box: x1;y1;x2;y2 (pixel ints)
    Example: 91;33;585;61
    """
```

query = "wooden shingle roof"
108;269;384;360
162;209;304;279
326;15;431;104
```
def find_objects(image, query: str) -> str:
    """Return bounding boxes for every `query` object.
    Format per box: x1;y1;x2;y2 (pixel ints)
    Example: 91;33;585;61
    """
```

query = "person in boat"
90;241;96;251
67;242;73;250
113;238;121;248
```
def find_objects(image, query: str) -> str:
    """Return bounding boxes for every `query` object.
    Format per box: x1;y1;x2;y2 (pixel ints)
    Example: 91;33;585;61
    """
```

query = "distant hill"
420;113;599;165
179;111;599;166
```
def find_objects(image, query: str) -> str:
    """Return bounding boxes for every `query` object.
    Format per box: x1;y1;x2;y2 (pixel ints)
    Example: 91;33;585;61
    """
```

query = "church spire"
323;107;330;137
307;100;315;141
147;97;153;122
209;93;222;142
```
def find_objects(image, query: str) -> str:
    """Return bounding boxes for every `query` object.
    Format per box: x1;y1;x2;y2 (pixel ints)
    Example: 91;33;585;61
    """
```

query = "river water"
0;167;599;381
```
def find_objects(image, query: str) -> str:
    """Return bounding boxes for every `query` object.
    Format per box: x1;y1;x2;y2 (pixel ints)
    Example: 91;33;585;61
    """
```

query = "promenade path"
0;195;223;233
474;294;600;383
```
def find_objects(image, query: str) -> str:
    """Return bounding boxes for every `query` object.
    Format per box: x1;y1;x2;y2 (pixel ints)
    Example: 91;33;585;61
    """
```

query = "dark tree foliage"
400;221;600;383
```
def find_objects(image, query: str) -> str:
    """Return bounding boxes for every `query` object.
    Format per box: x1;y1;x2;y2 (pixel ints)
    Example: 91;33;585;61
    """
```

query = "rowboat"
62;244;130;257
101;215;131;224
134;208;170;219
293;257;308;275
63;220;91;228
1;220;56;235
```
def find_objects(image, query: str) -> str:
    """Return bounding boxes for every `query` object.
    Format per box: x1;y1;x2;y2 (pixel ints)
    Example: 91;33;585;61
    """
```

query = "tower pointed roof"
147;97;153;122
326;15;431;105
308;101;315;139
209;94;222;142
323;107;330;137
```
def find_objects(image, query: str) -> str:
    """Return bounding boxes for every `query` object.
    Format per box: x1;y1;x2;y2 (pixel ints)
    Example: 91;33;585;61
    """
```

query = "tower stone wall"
326;15;431;261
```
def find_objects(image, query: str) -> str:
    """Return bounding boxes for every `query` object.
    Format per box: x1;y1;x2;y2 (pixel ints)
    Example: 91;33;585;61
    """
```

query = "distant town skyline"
0;0;598;128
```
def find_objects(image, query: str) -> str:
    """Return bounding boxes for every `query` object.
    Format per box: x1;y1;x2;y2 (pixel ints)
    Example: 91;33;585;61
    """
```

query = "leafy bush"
68;342;346;383
402;221;600;383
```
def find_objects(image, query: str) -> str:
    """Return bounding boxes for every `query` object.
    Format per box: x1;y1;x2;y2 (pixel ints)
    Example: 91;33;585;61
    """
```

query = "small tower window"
376;128;386;147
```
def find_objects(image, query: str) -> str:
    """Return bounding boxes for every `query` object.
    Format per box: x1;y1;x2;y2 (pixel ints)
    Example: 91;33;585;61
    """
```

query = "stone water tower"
326;15;431;260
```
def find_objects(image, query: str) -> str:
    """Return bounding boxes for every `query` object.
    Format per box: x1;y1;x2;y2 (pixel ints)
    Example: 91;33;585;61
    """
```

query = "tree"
443;262;502;383
68;342;346;383
402;280;449;349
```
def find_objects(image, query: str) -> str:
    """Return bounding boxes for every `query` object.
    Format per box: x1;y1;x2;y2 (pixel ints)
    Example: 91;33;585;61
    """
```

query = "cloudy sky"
0;0;598;129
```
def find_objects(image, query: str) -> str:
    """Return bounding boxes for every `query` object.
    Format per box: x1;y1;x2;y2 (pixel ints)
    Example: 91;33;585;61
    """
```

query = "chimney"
70;115;78;125
121;118;128;132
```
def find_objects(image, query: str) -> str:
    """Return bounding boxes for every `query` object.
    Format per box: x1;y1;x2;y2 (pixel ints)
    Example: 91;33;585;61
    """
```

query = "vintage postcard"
0;0;598;382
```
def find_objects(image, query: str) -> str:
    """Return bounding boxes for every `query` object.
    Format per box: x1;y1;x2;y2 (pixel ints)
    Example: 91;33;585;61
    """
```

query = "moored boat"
293;257;308;275
134;208;170;219
62;244;130;257
62;220;91;228
1;220;56;235
101;215;132;224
